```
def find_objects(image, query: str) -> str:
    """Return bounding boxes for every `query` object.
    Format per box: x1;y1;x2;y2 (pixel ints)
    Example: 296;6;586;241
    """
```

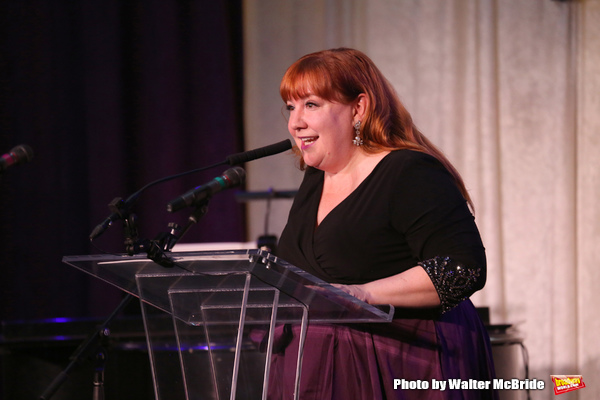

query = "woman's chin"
302;157;320;169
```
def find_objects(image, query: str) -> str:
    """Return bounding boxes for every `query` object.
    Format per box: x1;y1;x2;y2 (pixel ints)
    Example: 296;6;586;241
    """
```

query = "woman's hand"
331;283;372;303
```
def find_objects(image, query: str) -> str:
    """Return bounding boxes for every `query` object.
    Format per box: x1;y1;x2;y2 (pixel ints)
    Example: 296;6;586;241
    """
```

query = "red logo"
551;375;585;395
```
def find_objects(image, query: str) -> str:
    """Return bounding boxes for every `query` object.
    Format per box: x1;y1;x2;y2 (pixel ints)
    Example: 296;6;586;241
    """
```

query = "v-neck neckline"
314;151;392;231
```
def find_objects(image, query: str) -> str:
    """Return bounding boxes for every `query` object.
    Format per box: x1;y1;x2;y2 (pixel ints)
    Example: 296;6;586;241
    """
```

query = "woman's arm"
332;153;485;311
334;266;440;307
335;255;482;312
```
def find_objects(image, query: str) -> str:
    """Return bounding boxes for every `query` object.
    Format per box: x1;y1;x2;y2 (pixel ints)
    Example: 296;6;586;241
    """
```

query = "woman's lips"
299;136;318;150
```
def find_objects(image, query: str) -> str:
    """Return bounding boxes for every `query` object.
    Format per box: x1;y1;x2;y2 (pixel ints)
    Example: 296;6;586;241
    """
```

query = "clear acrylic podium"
63;249;393;400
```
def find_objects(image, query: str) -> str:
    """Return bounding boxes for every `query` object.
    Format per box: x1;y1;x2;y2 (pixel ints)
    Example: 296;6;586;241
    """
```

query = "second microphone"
167;166;246;212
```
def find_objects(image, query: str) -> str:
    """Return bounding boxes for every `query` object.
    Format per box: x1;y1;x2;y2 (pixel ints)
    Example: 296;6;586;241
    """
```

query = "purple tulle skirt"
267;300;498;399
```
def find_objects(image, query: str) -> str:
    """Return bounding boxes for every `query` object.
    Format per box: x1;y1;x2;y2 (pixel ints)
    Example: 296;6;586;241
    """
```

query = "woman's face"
286;94;358;173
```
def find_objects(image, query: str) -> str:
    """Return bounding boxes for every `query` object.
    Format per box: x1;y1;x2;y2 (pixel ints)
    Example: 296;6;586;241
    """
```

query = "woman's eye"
286;104;295;111
306;102;318;108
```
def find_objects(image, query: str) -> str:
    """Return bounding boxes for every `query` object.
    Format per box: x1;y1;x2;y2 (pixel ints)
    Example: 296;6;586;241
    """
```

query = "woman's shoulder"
382;150;464;204
383;149;446;173
387;148;436;160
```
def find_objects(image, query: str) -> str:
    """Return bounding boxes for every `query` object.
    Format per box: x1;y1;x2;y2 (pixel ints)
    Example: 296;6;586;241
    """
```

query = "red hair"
280;48;474;210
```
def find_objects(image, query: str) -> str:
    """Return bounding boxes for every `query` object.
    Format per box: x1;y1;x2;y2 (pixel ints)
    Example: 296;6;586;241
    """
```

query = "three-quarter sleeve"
390;152;486;311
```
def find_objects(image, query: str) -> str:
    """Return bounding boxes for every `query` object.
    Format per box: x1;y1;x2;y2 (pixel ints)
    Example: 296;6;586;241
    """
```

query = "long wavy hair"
280;48;473;210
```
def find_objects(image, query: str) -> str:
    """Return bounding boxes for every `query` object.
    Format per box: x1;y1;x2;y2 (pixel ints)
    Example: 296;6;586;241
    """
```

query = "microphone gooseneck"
167;166;246;213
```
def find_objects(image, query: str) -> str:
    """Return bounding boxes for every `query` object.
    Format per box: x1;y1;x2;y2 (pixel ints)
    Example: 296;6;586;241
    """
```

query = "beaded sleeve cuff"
418;256;481;313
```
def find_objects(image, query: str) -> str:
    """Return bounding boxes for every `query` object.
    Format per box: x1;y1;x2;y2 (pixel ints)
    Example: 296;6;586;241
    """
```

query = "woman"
270;48;497;399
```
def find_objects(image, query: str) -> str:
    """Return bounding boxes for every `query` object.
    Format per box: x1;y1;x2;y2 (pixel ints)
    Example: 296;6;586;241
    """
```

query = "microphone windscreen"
226;139;292;165
223;166;246;186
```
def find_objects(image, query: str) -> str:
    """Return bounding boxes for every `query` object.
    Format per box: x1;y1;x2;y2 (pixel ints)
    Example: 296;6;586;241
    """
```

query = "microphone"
89;195;140;240
90;139;288;240
226;139;292;165
167;166;246;212
0;144;34;172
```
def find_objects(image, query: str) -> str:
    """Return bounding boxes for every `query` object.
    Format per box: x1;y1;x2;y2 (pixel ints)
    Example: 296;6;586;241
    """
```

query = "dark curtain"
0;1;245;321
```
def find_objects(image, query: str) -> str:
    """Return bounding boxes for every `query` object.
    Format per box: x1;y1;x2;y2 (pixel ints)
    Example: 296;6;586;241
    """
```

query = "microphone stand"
38;294;134;400
39;201;189;399
165;198;210;250
133;198;211;269
39;201;184;399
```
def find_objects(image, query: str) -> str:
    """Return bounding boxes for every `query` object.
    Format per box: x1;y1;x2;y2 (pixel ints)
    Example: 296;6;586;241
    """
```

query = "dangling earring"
353;121;363;146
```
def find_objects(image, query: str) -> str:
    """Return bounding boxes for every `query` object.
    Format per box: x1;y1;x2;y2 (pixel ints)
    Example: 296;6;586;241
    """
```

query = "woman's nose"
288;109;306;132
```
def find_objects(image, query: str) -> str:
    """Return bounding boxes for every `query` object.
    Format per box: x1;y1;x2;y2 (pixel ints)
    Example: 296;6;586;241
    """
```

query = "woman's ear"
353;93;369;120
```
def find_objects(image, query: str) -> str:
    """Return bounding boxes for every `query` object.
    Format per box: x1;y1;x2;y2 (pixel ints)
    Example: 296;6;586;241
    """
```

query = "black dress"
269;150;498;399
